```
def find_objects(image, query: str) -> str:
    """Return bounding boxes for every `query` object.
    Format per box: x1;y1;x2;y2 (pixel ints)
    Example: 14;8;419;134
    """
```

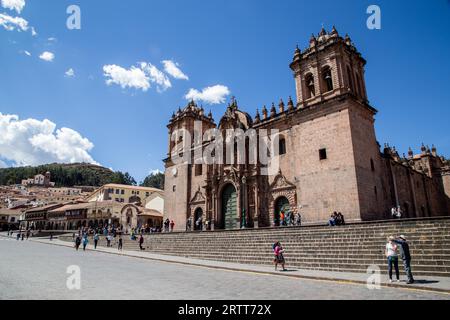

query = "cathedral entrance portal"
194;208;203;230
274;197;290;226
221;184;237;230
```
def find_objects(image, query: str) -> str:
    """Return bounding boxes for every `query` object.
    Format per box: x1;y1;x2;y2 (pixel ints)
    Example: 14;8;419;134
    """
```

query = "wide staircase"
61;217;450;277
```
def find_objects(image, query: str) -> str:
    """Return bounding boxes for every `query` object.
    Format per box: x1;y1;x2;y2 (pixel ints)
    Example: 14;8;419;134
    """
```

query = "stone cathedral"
164;27;450;231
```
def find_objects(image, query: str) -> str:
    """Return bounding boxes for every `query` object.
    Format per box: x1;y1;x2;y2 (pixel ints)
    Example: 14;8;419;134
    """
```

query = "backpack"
272;243;277;251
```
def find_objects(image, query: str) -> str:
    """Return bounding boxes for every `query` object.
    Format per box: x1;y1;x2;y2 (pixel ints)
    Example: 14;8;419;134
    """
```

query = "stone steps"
60;218;450;277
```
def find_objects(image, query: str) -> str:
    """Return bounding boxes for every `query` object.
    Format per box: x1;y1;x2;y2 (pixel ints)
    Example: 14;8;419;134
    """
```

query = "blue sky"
1;0;449;183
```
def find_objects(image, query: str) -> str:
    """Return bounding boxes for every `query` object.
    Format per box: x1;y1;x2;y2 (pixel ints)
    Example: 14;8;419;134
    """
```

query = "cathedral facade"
164;27;450;231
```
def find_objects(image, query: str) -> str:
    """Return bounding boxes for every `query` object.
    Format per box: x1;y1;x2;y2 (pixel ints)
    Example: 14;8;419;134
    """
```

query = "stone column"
254;184;259;229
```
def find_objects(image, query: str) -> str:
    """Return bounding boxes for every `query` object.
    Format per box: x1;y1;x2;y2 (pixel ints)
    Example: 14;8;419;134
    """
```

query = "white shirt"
386;242;398;257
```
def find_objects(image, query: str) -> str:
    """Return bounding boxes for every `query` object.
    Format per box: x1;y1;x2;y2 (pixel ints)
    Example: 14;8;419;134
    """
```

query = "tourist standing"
280;211;285;226
186;217;192;231
396;206;402;219
295;212;302;226
106;234;112;247
273;242;287;271
82;235;89;251
196;217;203;231
139;235;144;250
170;220;175;232
118;235;123;251
385;236;400;283
391;207;396;218
394;235;415;284
75;235;81;251
26;230;30;240
94;233;99;249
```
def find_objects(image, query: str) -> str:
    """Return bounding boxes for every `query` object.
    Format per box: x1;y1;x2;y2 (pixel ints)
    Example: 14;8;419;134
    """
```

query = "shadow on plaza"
412;280;440;285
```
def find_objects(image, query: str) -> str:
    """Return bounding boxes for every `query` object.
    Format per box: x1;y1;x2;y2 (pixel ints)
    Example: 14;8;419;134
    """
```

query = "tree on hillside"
111;171;137;186
141;171;165;190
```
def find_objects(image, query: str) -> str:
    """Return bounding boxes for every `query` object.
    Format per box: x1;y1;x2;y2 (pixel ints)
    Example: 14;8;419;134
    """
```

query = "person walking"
170;220;175;232
26;230;30;240
93;233;99;250
385;236;400;283
394;235;415;284
75;235;81;251
273;241;287;271
106;234;112;247
139;234;145;250
82;236;89;251
118;235;123;251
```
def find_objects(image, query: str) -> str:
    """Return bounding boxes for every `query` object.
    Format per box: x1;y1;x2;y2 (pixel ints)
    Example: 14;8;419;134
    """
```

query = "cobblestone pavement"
0;239;448;300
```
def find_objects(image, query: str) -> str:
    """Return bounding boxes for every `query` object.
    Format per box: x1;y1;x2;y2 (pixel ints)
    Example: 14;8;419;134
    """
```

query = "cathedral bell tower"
164;100;216;231
290;26;368;108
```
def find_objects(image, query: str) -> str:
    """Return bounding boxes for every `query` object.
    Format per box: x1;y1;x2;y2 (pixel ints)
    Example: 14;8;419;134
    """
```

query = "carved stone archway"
268;171;298;226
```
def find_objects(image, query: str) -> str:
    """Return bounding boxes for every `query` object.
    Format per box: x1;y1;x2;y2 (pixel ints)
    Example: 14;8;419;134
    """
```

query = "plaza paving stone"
0;234;449;300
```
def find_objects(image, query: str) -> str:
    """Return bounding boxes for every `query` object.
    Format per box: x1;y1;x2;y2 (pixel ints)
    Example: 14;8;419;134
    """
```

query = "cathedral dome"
218;98;253;130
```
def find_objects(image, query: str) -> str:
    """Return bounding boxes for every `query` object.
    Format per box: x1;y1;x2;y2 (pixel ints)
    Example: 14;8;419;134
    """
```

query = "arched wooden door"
221;184;237;230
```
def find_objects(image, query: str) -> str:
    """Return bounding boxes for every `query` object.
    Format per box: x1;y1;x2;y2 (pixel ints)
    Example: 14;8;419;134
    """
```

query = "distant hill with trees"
0;163;136;187
140;171;165;190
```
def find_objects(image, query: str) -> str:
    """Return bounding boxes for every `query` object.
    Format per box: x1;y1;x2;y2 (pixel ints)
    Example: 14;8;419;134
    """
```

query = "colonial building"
86;183;164;211
23;201;163;231
164;27;450;231
21;171;55;188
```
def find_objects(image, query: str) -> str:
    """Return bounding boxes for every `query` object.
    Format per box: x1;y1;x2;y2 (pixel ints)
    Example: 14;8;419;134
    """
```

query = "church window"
279;137;287;155
195;164;203;176
173;185;176;192
319;148;327;160
371;159;375;171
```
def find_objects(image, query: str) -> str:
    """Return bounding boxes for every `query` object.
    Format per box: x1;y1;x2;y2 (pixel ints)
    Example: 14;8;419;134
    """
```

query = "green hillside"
0;163;136;187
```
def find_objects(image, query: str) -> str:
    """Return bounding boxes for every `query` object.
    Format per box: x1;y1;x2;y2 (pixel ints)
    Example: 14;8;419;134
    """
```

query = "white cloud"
162;60;189;80
47;37;57;42
103;64;150;91
65;68;75;77
149;169;163;176
0;113;98;167
0;159;7;168
1;0;26;14
185;85;231;104
103;62;172;92
31;26;36;36
0;12;28;32
140;62;172;92
39;51;54;62
22;50;31;56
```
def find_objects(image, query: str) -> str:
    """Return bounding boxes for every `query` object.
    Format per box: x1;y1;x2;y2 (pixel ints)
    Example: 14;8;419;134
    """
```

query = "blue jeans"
388;256;400;280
